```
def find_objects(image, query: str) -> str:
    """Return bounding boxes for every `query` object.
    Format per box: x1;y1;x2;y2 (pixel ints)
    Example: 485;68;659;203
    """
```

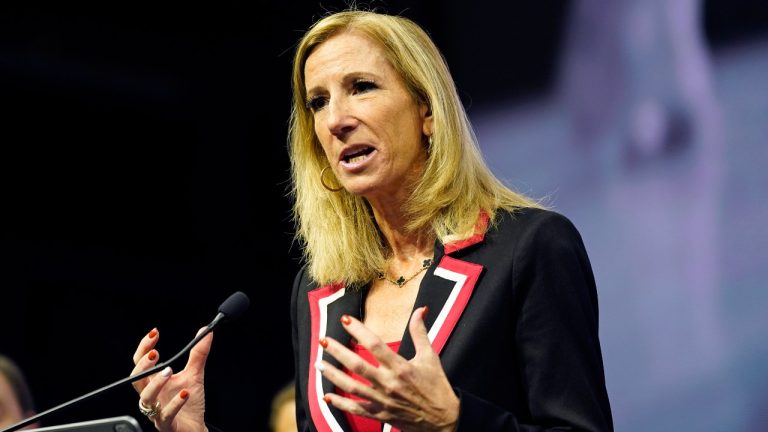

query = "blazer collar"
441;211;489;255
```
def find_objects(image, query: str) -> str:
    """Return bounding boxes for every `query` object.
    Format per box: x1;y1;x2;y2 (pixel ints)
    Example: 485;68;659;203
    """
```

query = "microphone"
1;291;251;432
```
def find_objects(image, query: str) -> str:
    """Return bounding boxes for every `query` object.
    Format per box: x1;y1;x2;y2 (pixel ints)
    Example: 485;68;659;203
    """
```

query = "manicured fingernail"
341;315;351;325
421;306;429;319
315;360;325;372
148;328;158;339
180;389;189;400
161;367;172;378
323;394;332;404
319;338;328;348
148;350;158;361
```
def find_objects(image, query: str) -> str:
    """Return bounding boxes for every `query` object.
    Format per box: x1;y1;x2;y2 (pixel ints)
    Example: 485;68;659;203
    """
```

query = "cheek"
312;118;323;142
393;109;425;152
312;120;332;158
317;140;333;162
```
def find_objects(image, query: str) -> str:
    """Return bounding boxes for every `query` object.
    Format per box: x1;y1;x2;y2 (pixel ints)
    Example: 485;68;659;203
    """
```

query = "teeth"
348;154;368;164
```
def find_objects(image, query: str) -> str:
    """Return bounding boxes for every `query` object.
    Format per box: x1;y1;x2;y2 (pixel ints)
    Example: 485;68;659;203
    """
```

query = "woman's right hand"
131;327;213;432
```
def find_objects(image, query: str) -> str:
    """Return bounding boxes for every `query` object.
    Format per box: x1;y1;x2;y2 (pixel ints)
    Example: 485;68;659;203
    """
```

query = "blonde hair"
289;10;540;286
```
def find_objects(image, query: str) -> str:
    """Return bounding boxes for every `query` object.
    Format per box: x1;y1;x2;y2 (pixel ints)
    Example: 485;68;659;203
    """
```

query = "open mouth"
341;146;375;164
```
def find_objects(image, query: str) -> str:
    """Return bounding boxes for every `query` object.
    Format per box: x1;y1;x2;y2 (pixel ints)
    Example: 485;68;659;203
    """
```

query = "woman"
130;10;613;432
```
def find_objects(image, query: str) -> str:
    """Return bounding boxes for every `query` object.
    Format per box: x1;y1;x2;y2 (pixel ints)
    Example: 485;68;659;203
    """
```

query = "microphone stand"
1;312;227;432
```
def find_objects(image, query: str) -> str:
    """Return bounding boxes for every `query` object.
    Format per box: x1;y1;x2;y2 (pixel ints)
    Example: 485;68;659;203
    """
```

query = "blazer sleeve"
456;212;613;431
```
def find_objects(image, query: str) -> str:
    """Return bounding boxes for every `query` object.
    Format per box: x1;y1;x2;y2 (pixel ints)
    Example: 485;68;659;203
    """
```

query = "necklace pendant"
377;256;433;287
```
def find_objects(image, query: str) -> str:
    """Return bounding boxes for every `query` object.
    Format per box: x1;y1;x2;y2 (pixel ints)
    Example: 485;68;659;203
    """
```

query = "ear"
420;102;433;137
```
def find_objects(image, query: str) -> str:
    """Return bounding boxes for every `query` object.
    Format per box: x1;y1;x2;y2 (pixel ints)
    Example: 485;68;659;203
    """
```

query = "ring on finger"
139;400;161;418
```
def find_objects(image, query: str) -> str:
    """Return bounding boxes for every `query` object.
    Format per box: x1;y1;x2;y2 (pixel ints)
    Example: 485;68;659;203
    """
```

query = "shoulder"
291;264;320;297
291;265;346;306
292;264;309;290
291;264;315;308
486;208;592;277
290;264;317;331
492;207;584;248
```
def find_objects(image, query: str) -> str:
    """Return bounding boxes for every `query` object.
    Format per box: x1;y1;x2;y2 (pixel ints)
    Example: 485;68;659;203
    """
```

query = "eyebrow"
305;71;383;96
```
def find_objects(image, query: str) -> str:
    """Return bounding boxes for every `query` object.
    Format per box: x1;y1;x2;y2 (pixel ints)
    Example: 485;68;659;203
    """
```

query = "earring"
320;166;344;192
427;135;433;155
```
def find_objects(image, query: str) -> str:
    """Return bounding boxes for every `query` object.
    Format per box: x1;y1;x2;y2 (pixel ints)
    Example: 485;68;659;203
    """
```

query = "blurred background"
1;1;766;430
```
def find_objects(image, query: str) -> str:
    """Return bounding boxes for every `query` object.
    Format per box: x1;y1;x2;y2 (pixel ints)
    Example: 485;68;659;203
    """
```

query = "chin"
340;179;380;197
345;186;376;198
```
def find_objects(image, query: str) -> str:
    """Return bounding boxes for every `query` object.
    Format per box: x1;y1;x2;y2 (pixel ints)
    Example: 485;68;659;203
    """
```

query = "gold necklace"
377;258;434;287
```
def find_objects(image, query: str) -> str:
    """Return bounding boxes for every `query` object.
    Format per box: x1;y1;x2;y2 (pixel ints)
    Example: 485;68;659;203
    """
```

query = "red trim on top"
430;256;483;355
307;283;345;432
339;341;402;432
443;212;490;254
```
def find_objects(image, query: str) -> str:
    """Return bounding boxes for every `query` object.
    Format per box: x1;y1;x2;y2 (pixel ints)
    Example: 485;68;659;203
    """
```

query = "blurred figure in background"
560;1;729;427
269;381;296;432
560;0;721;169
0;355;38;430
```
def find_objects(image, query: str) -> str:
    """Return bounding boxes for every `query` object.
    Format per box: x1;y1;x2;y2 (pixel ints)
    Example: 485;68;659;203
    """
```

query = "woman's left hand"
317;306;459;432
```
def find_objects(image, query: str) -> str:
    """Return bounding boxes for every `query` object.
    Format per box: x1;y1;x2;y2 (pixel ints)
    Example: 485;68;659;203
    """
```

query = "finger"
320;337;383;383
340;315;400;368
315;358;382;404
138;366;173;408
320;337;417;405
184;327;213;374
155;389;190;429
132;328;159;365
130;348;161;393
322;392;384;419
408;306;434;357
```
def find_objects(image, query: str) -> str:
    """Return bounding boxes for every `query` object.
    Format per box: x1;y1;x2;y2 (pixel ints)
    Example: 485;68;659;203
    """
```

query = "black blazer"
291;208;613;431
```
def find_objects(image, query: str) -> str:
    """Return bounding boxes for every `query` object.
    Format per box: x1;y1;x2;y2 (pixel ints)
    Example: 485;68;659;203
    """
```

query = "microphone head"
218;291;250;321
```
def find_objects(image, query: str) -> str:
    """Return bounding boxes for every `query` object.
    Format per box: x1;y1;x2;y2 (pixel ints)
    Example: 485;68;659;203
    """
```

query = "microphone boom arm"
2;306;237;432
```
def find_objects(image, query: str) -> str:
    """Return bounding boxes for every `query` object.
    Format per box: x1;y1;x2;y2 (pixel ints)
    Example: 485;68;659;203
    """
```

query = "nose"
326;97;358;138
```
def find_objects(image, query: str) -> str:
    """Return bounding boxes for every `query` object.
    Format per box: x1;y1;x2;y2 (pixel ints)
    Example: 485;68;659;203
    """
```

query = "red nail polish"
180;389;189;400
319;338;328;348
323;395;332;404
148;350;157;361
341;315;351;325
148;329;158;339
421;306;429;319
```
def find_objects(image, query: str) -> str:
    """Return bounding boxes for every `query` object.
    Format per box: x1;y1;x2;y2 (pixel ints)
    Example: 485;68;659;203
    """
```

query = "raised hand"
130;327;212;432
317;307;459;432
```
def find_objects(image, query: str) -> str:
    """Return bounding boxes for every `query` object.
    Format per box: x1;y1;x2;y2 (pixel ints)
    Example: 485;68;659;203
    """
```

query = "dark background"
1;1;766;430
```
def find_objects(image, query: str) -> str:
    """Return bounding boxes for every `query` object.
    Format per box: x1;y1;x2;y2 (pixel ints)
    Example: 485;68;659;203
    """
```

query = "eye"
352;79;377;94
305;95;328;113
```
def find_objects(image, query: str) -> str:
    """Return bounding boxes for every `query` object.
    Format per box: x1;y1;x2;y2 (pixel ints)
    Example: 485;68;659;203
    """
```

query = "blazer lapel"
399;248;485;360
399;212;489;358
307;283;361;432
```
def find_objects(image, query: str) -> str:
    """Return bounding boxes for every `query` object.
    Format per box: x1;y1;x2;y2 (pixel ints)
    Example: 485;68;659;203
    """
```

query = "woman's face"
304;31;432;203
